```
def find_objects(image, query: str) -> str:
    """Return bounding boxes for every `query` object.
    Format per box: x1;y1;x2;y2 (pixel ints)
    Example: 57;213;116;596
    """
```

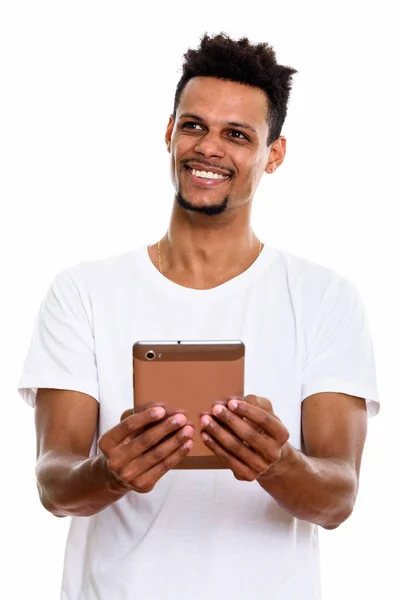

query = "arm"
35;388;127;518
257;392;367;529
201;274;377;528
35;388;194;518
200;392;367;529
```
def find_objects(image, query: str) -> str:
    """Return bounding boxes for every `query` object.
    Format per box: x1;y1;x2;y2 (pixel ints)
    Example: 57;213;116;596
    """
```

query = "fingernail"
212;405;224;416
228;400;238;411
201;432;210;441
183;440;193;449
151;407;166;419
172;414;186;426
201;415;211;426
181;426;194;439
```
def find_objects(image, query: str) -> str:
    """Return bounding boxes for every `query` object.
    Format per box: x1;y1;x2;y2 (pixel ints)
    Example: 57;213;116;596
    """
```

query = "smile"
184;166;231;186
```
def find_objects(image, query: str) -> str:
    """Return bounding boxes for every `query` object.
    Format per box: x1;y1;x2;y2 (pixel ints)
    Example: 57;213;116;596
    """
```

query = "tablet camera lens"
145;350;155;360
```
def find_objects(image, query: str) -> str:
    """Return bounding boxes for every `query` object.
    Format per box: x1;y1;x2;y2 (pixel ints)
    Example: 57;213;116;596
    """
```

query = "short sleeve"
18;269;99;407
301;277;379;417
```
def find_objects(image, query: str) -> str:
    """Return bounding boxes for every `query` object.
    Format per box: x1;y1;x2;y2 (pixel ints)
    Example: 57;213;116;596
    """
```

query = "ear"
165;115;174;152
265;136;287;174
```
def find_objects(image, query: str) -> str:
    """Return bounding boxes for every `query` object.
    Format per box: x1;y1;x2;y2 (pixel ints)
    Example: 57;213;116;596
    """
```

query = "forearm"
36;451;129;518
258;444;358;529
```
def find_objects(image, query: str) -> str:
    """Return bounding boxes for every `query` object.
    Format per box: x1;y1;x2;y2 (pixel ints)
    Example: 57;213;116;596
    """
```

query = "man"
19;33;379;600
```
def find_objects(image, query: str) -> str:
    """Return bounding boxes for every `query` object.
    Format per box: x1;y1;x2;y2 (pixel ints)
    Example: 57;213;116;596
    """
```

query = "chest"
92;282;304;447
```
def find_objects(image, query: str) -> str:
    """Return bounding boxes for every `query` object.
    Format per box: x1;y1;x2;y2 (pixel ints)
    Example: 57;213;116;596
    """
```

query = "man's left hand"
200;394;290;481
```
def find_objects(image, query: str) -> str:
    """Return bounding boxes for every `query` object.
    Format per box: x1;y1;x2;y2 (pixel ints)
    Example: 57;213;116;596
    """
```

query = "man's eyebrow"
179;113;257;135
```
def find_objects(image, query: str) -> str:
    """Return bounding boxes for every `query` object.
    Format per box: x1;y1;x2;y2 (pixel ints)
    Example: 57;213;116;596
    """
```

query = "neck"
155;204;262;288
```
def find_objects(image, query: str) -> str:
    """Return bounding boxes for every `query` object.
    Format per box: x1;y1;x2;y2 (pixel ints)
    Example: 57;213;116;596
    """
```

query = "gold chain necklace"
157;240;263;275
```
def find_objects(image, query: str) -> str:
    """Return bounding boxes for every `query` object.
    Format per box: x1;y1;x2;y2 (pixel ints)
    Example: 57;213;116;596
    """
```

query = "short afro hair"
173;33;298;146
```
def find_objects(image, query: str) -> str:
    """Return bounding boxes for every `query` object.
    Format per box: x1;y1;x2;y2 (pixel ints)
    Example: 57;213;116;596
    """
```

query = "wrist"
257;443;297;483
95;452;132;495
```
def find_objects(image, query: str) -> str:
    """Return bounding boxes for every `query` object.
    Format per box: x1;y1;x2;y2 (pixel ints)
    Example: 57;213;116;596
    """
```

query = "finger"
245;395;283;424
100;406;168;453
120;425;194;483
120;408;134;421
227;400;289;444
242;416;264;436
245;394;273;411
201;432;258;482
129;437;195;493
125;406;170;438
106;413;189;472
132;411;195;440
134;413;190;453
121;404;168;422
205;406;277;458
200;415;269;473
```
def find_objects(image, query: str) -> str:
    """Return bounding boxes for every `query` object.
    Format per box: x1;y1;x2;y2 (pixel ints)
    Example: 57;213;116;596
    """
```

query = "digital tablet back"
133;340;245;469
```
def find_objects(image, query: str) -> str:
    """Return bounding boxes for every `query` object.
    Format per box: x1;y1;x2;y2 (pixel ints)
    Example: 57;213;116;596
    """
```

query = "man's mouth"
185;166;230;180
183;165;232;186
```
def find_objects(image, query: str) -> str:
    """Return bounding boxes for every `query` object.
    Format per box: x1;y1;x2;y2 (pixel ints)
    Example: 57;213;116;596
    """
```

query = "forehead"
177;77;268;131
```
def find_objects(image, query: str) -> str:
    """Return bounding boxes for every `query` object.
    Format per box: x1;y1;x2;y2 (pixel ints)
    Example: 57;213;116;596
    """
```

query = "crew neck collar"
137;243;277;303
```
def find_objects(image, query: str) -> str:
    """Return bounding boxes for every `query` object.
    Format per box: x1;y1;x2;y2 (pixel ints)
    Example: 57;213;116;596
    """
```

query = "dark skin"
35;389;195;515
200;394;366;528
35;76;367;528
150;76;286;289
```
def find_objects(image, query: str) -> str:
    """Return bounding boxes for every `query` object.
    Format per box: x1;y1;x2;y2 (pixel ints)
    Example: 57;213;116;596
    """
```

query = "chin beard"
176;191;229;216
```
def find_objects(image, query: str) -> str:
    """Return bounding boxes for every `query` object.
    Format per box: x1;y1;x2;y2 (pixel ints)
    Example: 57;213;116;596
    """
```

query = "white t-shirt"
18;244;379;600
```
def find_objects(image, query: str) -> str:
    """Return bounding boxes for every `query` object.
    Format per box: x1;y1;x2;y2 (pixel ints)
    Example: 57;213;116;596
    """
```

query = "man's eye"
182;122;202;130
230;130;248;140
181;123;248;140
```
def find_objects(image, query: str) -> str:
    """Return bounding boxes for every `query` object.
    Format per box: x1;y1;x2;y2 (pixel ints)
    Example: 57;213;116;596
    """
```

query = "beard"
176;191;229;216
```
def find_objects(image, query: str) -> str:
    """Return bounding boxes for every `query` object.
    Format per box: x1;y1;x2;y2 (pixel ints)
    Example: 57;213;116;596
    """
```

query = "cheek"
238;162;260;188
171;143;187;177
170;149;181;176
248;157;267;186
169;155;178;185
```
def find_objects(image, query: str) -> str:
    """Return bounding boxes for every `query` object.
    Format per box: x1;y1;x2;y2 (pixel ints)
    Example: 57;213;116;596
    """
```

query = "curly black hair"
173;33;298;146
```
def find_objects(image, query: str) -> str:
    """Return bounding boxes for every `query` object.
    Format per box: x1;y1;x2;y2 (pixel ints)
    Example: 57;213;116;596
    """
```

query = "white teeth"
190;168;227;180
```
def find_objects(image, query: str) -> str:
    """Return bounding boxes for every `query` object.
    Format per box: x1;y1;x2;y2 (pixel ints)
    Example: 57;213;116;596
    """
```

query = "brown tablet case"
133;340;245;469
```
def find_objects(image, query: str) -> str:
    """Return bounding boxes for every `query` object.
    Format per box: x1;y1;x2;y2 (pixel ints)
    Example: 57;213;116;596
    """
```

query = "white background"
1;1;399;598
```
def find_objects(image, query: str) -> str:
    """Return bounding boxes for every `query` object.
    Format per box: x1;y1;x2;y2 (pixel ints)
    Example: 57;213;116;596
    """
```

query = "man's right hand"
99;406;194;494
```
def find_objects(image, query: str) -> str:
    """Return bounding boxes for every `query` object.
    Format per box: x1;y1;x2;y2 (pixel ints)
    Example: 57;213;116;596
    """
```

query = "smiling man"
170;77;275;219
18;34;379;600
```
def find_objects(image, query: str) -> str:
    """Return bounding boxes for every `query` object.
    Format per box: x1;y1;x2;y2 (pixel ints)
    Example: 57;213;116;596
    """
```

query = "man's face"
165;76;284;216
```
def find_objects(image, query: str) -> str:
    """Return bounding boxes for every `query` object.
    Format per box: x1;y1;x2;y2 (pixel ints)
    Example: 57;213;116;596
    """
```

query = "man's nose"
194;133;226;159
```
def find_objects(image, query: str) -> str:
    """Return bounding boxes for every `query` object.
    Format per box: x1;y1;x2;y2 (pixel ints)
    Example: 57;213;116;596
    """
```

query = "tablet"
132;340;245;469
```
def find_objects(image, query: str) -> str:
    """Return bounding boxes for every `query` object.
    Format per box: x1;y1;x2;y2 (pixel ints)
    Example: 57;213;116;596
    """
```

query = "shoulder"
52;246;144;296
270;246;359;301
268;247;364;329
